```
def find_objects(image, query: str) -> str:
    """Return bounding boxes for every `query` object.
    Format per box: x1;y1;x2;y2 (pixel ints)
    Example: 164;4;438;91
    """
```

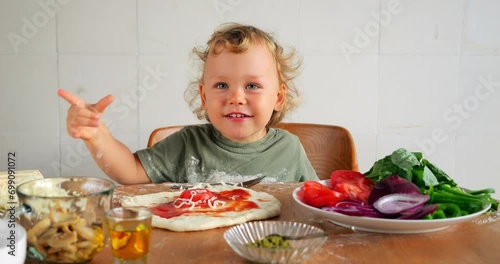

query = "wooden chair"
147;123;358;180
147;125;185;148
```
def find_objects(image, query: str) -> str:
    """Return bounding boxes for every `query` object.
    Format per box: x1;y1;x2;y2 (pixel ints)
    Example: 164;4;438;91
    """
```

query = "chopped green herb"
247;235;291;249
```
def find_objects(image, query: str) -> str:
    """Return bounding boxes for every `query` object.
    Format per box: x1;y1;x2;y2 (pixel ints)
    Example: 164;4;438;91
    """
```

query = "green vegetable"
423;159;454;185
364;155;401;182
247;235;291;249
365;148;498;217
365;148;455;187
391;148;420;171
431;203;462;218
412;166;439;189
467;188;496;196
430;210;447;219
427;184;498;213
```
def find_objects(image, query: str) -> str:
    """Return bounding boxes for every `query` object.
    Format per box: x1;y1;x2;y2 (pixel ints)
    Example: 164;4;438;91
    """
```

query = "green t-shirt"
136;124;318;183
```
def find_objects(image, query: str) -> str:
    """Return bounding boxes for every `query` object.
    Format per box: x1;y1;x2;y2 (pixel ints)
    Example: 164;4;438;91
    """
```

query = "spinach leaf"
412;166;425;188
408;162;439;187
365;148;443;188
422;166;439;186
364;155;398;182
423;159;456;186
413;152;423;161
391;148;420;170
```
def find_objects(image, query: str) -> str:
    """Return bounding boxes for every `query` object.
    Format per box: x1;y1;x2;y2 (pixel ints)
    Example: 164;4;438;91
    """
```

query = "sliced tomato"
179;189;215;202
333;182;371;203
330;170;373;189
302;181;346;208
330;170;374;204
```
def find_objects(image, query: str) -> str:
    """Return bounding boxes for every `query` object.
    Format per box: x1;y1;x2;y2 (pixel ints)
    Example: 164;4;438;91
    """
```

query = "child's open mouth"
225;113;252;118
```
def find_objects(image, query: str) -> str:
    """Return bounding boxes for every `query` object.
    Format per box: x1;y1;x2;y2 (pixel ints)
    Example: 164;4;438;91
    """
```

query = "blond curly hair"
184;23;302;128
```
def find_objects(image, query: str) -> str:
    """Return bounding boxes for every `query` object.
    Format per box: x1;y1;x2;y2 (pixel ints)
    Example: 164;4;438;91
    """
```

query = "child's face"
199;43;286;143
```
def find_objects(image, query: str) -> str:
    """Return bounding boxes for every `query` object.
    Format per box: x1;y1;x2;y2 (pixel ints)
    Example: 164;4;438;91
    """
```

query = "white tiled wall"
1;0;499;197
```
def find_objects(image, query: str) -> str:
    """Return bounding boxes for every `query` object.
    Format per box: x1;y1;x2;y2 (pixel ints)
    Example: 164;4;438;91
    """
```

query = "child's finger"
67;107;100;127
72;116;101;127
93;94;114;113
69;127;82;138
73;105;100;120
58;89;85;107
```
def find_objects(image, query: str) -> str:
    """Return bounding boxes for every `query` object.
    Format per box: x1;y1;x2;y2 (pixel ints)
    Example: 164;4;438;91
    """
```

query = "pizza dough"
121;185;281;232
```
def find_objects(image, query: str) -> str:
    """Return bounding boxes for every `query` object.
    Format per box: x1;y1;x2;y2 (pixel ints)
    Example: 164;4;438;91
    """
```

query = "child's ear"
274;84;287;111
199;83;207;109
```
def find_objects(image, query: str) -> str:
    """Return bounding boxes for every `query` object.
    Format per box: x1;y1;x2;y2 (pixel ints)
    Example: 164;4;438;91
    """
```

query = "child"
58;23;319;184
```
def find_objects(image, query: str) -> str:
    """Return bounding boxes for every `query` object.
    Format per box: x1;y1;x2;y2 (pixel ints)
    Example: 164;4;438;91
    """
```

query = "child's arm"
57;89;150;184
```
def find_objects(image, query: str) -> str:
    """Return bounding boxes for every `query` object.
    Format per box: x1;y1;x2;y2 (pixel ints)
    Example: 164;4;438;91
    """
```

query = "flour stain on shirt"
205;171;267;183
184;155;276;183
185;156;202;182
147;155;163;180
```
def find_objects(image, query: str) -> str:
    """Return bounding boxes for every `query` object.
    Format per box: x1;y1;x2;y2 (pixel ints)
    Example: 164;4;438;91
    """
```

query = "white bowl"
224;221;327;264
0;219;27;264
292;180;492;234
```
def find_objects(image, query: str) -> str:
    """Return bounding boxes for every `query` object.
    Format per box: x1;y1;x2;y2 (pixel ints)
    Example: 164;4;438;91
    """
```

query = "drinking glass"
106;207;152;264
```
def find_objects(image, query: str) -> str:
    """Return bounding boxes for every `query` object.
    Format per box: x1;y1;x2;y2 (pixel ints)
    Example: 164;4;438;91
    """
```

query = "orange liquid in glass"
109;223;151;260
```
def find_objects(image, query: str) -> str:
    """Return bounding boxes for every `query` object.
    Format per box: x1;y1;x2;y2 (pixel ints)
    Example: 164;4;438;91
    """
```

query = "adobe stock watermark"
213;0;243;21
51;65;170;175
415;74;499;155
7;0;71;53
339;0;405;63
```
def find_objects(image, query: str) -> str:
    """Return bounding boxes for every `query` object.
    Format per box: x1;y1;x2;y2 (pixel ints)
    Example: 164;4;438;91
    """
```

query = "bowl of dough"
224;221;327;264
16;177;115;263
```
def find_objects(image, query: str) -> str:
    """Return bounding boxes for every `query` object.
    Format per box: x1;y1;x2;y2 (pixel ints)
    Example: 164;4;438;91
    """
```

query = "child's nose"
228;88;246;105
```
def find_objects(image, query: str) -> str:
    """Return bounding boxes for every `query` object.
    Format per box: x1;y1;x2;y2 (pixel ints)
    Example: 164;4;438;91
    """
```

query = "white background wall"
1;0;499;197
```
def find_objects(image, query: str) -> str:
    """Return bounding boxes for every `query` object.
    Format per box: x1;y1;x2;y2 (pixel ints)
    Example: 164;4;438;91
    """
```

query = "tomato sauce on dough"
153;188;259;219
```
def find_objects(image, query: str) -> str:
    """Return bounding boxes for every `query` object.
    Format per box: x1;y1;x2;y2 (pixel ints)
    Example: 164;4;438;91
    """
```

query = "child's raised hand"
58;89;114;140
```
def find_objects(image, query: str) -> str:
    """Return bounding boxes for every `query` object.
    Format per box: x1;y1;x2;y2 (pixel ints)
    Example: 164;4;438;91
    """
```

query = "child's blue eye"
246;84;258;90
215;83;228;89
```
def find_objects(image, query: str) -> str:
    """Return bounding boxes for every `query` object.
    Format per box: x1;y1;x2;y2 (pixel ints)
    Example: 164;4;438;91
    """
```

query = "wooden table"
88;182;500;264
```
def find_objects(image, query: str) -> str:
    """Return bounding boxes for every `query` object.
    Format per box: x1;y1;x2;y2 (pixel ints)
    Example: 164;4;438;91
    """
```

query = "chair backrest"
274;123;359;179
148;125;185;148
147;123;358;180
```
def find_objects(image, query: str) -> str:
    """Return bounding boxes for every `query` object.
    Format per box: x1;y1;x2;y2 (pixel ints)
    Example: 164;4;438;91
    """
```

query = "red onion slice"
373;193;430;214
323;201;387;218
398;204;439;219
